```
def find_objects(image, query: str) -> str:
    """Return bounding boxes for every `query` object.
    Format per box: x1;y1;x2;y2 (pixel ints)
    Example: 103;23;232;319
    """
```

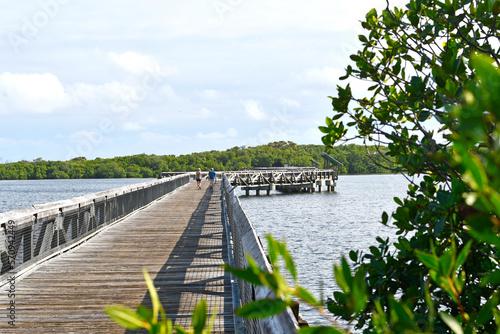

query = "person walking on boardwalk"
208;168;217;188
195;168;202;189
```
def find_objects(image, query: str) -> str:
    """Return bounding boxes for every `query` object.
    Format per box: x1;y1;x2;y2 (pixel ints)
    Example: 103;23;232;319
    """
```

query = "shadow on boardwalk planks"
126;186;234;334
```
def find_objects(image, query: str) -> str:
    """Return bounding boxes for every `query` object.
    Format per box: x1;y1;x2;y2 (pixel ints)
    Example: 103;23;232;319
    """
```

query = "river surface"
0;174;415;329
0;178;154;213
237;174;416;328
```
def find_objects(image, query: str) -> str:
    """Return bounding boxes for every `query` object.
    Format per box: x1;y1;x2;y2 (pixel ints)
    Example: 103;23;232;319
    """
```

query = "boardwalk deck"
0;181;234;333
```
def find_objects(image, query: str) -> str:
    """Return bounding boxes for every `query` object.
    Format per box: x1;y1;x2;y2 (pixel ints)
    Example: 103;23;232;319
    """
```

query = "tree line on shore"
0;141;396;180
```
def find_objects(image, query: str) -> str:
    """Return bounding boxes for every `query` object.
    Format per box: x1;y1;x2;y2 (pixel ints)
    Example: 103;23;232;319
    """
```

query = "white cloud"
0;72;69;114
0;0;408;161
139;132;187;143
122;122;146;131
109;51;158;75
199;89;222;100
281;98;300;109
196;128;238;139
108;51;176;77
201;107;213;119
244;100;266;120
0;137;16;147
70;81;137;105
69;130;106;144
293;67;344;89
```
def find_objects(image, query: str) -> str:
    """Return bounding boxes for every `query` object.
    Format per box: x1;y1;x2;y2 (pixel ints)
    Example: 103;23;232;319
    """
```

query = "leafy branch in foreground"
105;268;217;334
224;235;350;333
315;0;500;331
228;54;500;334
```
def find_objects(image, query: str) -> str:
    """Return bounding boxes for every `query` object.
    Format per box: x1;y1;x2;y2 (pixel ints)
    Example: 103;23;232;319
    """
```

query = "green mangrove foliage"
230;53;500;334
312;0;500;332
0;142;396;180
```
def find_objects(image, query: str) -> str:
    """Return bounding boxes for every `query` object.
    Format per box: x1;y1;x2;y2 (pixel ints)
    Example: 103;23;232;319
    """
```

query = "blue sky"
0;0;397;162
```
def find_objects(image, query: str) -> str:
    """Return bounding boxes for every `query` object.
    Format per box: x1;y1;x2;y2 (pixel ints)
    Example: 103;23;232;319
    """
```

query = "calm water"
0;178;154;213
238;174;416;327
0;174;414;329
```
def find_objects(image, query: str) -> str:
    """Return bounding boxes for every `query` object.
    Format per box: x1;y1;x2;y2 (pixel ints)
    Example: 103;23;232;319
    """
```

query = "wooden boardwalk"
0;181;234;333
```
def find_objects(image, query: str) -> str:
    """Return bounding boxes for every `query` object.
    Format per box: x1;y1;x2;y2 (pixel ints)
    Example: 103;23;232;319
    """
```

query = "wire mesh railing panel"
221;175;298;334
0;174;190;283
95;200;106;226
106;196;119;223
63;208;80;243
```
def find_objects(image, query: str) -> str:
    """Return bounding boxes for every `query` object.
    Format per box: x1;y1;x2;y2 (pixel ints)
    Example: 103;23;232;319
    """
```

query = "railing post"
30;215;35;261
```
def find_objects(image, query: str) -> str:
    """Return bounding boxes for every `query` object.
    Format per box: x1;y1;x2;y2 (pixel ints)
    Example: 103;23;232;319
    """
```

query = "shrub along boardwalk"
0;181;234;333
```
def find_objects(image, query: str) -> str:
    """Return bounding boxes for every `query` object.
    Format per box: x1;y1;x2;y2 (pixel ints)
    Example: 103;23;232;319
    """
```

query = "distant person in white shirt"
195;168;202;190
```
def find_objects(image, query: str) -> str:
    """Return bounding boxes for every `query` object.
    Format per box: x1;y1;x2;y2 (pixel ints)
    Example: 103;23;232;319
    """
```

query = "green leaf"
105;305;148;330
482;270;500;286
358;34;368;43
439;312;464;334
205;303;219;334
467;216;500;249
416;250;439;271
477;293;499;325
260;271;288;294
341;257;353;289
349;250;358;262
461;153;488;191
319;126;330;134
365;8;378;20
276;240;297;282
236;299;289;319
266;235;279;267
350;54;362;62
143;268;160;325
369;246;381;257
381;211;389;225
162;319;173;334
455;241;472;271
325;117;334;127
295;285;320;306
334;257;351;293
283;248;297;282
439;249;454;277
136;305;153;323
174;327;188;334
192;299;207;334
223;264;264;287
388;298;416;329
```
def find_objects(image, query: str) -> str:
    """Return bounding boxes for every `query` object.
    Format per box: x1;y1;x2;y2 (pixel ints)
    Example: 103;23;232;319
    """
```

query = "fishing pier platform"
0;174;301;333
160;152;342;197
225;168;338;196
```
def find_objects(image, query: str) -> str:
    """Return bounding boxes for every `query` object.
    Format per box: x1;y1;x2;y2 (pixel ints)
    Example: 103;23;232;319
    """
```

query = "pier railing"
225;169;337;187
0;174;189;284
221;174;299;333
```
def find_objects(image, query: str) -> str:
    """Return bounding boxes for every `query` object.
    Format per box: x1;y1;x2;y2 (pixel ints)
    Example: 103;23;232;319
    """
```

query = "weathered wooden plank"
0;182;234;333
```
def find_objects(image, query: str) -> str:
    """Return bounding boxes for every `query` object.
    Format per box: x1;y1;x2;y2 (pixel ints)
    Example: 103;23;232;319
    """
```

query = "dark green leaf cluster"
318;0;500;332
0;142;397;180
